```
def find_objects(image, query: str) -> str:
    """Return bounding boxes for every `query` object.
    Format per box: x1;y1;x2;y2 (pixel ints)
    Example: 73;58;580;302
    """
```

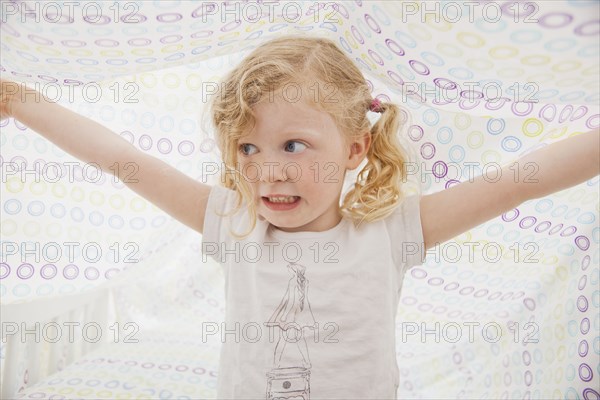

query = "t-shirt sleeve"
384;194;426;273
201;184;240;265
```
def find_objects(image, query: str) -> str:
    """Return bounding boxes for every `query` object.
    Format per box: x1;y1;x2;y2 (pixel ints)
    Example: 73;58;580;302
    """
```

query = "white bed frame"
0;224;190;398
0;280;125;398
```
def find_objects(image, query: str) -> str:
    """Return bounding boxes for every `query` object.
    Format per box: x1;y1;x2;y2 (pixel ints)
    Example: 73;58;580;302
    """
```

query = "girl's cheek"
288;167;303;183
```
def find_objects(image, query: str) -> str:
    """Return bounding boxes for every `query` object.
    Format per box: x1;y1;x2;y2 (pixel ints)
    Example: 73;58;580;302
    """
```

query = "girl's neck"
272;208;343;234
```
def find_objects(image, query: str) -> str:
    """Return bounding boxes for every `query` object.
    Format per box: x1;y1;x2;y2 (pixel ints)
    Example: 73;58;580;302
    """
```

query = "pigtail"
340;100;411;227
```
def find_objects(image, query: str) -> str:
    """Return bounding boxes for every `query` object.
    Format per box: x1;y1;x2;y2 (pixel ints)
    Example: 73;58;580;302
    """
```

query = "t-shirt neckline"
268;216;348;240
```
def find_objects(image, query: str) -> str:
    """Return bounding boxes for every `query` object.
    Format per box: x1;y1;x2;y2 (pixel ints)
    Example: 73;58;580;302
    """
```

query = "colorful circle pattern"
1;1;598;399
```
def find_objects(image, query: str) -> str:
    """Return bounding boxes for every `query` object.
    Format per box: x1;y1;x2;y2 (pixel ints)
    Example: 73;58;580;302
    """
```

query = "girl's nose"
259;160;287;183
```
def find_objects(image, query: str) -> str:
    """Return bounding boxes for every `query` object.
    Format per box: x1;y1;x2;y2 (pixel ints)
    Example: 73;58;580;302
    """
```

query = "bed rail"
0;285;118;398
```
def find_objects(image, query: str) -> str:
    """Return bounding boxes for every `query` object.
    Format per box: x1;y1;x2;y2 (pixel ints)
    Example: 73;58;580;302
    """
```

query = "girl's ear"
346;131;371;170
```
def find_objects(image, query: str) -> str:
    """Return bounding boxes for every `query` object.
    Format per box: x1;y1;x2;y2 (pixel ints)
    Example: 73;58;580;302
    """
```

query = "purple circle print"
0;263;10;279
578;363;593;382
538;12;574;29
409;60;430;75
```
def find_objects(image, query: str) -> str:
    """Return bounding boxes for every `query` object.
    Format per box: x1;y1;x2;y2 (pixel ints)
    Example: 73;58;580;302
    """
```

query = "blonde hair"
207;34;413;240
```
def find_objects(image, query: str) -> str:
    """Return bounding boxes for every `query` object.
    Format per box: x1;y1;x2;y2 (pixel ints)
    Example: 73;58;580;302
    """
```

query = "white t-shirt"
201;184;426;400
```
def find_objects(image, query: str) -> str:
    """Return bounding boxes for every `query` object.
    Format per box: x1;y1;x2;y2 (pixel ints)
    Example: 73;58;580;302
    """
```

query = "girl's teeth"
268;196;297;203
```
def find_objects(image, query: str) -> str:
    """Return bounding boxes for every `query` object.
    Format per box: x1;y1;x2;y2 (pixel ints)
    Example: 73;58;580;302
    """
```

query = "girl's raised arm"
1;79;212;235
419;128;600;251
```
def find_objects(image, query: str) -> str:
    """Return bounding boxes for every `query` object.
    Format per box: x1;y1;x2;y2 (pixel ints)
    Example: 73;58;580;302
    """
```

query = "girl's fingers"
0;79;19;121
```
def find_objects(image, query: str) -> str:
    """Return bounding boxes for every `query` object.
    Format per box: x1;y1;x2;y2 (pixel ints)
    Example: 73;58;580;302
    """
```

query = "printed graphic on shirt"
264;262;316;399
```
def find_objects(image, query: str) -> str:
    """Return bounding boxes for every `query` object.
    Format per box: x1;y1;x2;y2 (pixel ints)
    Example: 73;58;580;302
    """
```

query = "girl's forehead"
254;97;323;117
250;100;337;136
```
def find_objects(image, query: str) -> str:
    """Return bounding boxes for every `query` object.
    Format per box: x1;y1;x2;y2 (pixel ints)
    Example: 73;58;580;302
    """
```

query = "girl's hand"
0;78;19;121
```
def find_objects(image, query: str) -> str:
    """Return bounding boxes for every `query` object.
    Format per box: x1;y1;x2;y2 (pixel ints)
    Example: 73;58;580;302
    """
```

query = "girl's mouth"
262;196;301;211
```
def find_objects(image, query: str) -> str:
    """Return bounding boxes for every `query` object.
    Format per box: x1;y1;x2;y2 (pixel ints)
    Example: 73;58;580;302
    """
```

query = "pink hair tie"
369;98;383;113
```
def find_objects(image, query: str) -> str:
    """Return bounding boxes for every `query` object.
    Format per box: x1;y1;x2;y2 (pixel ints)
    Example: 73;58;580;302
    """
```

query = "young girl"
1;34;598;400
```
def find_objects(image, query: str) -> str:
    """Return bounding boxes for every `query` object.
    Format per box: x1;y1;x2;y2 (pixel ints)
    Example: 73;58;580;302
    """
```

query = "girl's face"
237;95;369;233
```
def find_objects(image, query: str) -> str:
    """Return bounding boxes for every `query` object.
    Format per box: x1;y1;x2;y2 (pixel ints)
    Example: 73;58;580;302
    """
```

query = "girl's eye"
239;143;257;155
239;141;306;155
284;141;307;153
